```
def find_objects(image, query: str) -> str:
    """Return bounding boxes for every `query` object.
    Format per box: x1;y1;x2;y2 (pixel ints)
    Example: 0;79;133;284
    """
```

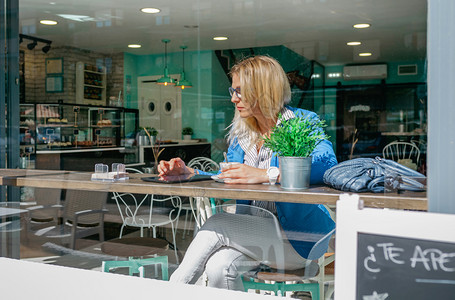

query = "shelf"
83;69;105;75
381;131;427;136
76;61;107;105
84;84;105;89
37;124;74;127
92;125;120;128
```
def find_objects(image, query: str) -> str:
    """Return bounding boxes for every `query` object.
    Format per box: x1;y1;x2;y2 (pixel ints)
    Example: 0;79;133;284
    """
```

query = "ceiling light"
40;20;58;25
156;39;175;86
213;36;228;41
359;52;372;57
42;43;52;53
353;23;370;29
27;40;37;50
176;46;192;90
57;14;94;22
347;41;361;46
128;44;141;48
21;34;53;52
140;8;160;14
327;72;342;78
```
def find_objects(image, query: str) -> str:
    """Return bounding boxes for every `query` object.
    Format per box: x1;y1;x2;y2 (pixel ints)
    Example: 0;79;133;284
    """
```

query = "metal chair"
26;187;62;229
242;230;335;299
33;189;108;249
382;141;421;170
241;204;337;299
111;168;182;264
182;157;220;238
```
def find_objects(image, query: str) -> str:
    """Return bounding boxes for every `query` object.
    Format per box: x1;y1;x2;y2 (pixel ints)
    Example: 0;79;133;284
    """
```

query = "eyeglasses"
229;87;241;99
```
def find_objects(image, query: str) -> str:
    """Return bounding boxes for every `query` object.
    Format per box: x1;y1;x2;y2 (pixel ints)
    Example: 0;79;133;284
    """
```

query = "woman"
158;55;337;290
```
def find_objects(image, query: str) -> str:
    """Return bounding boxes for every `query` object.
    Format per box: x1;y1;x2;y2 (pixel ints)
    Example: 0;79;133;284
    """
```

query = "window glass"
1;0;428;278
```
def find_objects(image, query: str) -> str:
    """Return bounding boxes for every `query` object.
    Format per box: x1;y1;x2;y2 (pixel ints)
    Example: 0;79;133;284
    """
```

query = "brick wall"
22;46;123;105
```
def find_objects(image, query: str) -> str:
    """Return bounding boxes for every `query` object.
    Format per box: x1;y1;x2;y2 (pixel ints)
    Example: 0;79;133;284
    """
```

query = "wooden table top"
0;169;427;211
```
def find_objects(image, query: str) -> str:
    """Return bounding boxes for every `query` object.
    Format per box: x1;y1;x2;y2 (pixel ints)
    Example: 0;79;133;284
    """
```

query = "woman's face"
231;74;261;119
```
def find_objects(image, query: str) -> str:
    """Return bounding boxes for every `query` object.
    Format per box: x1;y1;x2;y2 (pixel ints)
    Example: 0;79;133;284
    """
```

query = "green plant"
262;115;329;157
144;127;158;136
182;127;193;135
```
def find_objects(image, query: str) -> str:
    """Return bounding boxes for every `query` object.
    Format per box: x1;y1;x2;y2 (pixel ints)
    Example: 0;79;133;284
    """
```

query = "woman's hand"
218;163;269;184
158;158;193;176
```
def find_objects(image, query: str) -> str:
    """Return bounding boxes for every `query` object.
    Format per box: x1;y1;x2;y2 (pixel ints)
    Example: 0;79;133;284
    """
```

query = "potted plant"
143;127;164;174
263;115;328;190
143;127;158;145
182;127;193;140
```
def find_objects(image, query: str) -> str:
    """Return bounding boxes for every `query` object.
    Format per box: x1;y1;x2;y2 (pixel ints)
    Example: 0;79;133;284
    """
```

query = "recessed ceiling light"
140;8;160;14
57;14;93;22
359;52;372;57
213;36;228;41
128;44;141;48
40;20;58;25
353;23;370;29
347;41;361;46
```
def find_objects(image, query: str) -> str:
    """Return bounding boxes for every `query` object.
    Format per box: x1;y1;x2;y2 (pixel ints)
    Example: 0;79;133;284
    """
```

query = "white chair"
33;189;108;249
182;157;220;238
382;141;421;170
111;168;182;263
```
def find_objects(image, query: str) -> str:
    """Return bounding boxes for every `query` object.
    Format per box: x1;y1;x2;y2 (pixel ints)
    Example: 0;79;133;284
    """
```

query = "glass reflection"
2;0;428;290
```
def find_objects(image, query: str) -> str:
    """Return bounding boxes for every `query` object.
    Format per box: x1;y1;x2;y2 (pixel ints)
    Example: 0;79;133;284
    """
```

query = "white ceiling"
19;0;427;65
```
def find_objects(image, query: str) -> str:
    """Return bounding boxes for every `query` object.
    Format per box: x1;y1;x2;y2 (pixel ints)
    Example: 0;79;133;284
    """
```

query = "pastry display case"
20;103;139;170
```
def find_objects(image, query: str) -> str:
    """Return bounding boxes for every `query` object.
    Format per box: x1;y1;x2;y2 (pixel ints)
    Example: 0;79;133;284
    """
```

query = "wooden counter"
0;169;427;210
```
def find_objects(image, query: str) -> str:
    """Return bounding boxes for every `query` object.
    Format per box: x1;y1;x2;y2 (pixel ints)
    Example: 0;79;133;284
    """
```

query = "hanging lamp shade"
157;39;175;86
175;45;193;89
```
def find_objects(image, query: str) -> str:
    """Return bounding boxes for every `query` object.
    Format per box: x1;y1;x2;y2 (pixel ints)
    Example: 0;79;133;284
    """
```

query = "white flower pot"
183;135;192;140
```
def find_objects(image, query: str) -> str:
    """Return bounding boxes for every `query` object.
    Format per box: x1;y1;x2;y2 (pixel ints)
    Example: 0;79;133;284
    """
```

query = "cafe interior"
2;0;454;299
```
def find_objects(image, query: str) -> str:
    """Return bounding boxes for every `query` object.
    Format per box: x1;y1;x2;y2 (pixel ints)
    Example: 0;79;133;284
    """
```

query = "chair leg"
119;224;125;238
182;209;189;239
137;256;169;280
99;224;104;243
170;222;179;264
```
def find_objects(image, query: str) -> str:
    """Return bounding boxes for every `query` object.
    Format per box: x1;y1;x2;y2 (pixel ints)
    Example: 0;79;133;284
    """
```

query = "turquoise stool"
242;271;319;299
102;256;168;280
101;237;169;280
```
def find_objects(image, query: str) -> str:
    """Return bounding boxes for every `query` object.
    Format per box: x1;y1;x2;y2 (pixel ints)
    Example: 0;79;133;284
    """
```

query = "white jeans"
170;213;318;290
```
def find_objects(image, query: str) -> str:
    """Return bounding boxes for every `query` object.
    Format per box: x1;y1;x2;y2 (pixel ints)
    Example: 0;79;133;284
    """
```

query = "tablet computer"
141;174;213;184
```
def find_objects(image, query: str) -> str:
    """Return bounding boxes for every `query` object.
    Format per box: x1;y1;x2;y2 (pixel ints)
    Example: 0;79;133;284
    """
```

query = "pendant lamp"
156;39;175;86
175;45;193;89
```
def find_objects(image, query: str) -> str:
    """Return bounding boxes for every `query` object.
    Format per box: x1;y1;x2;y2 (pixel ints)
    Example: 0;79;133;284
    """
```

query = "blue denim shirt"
200;106;338;258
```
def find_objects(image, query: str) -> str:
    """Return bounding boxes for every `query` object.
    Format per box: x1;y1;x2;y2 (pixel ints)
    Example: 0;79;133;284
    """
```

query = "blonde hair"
227;55;291;145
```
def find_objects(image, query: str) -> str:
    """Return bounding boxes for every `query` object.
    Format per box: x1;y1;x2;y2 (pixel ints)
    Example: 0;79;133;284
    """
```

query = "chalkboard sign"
357;233;455;299
334;194;455;300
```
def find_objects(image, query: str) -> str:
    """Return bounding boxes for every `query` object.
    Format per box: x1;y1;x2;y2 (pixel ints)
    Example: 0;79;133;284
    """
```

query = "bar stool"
101;237;169;280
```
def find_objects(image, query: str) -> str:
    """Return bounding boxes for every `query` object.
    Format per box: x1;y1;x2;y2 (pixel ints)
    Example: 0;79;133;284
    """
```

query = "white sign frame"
334;193;455;299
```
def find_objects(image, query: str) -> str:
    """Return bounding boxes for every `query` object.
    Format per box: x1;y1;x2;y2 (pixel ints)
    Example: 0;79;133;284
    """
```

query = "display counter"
20;103;139;171
36;147;127;171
